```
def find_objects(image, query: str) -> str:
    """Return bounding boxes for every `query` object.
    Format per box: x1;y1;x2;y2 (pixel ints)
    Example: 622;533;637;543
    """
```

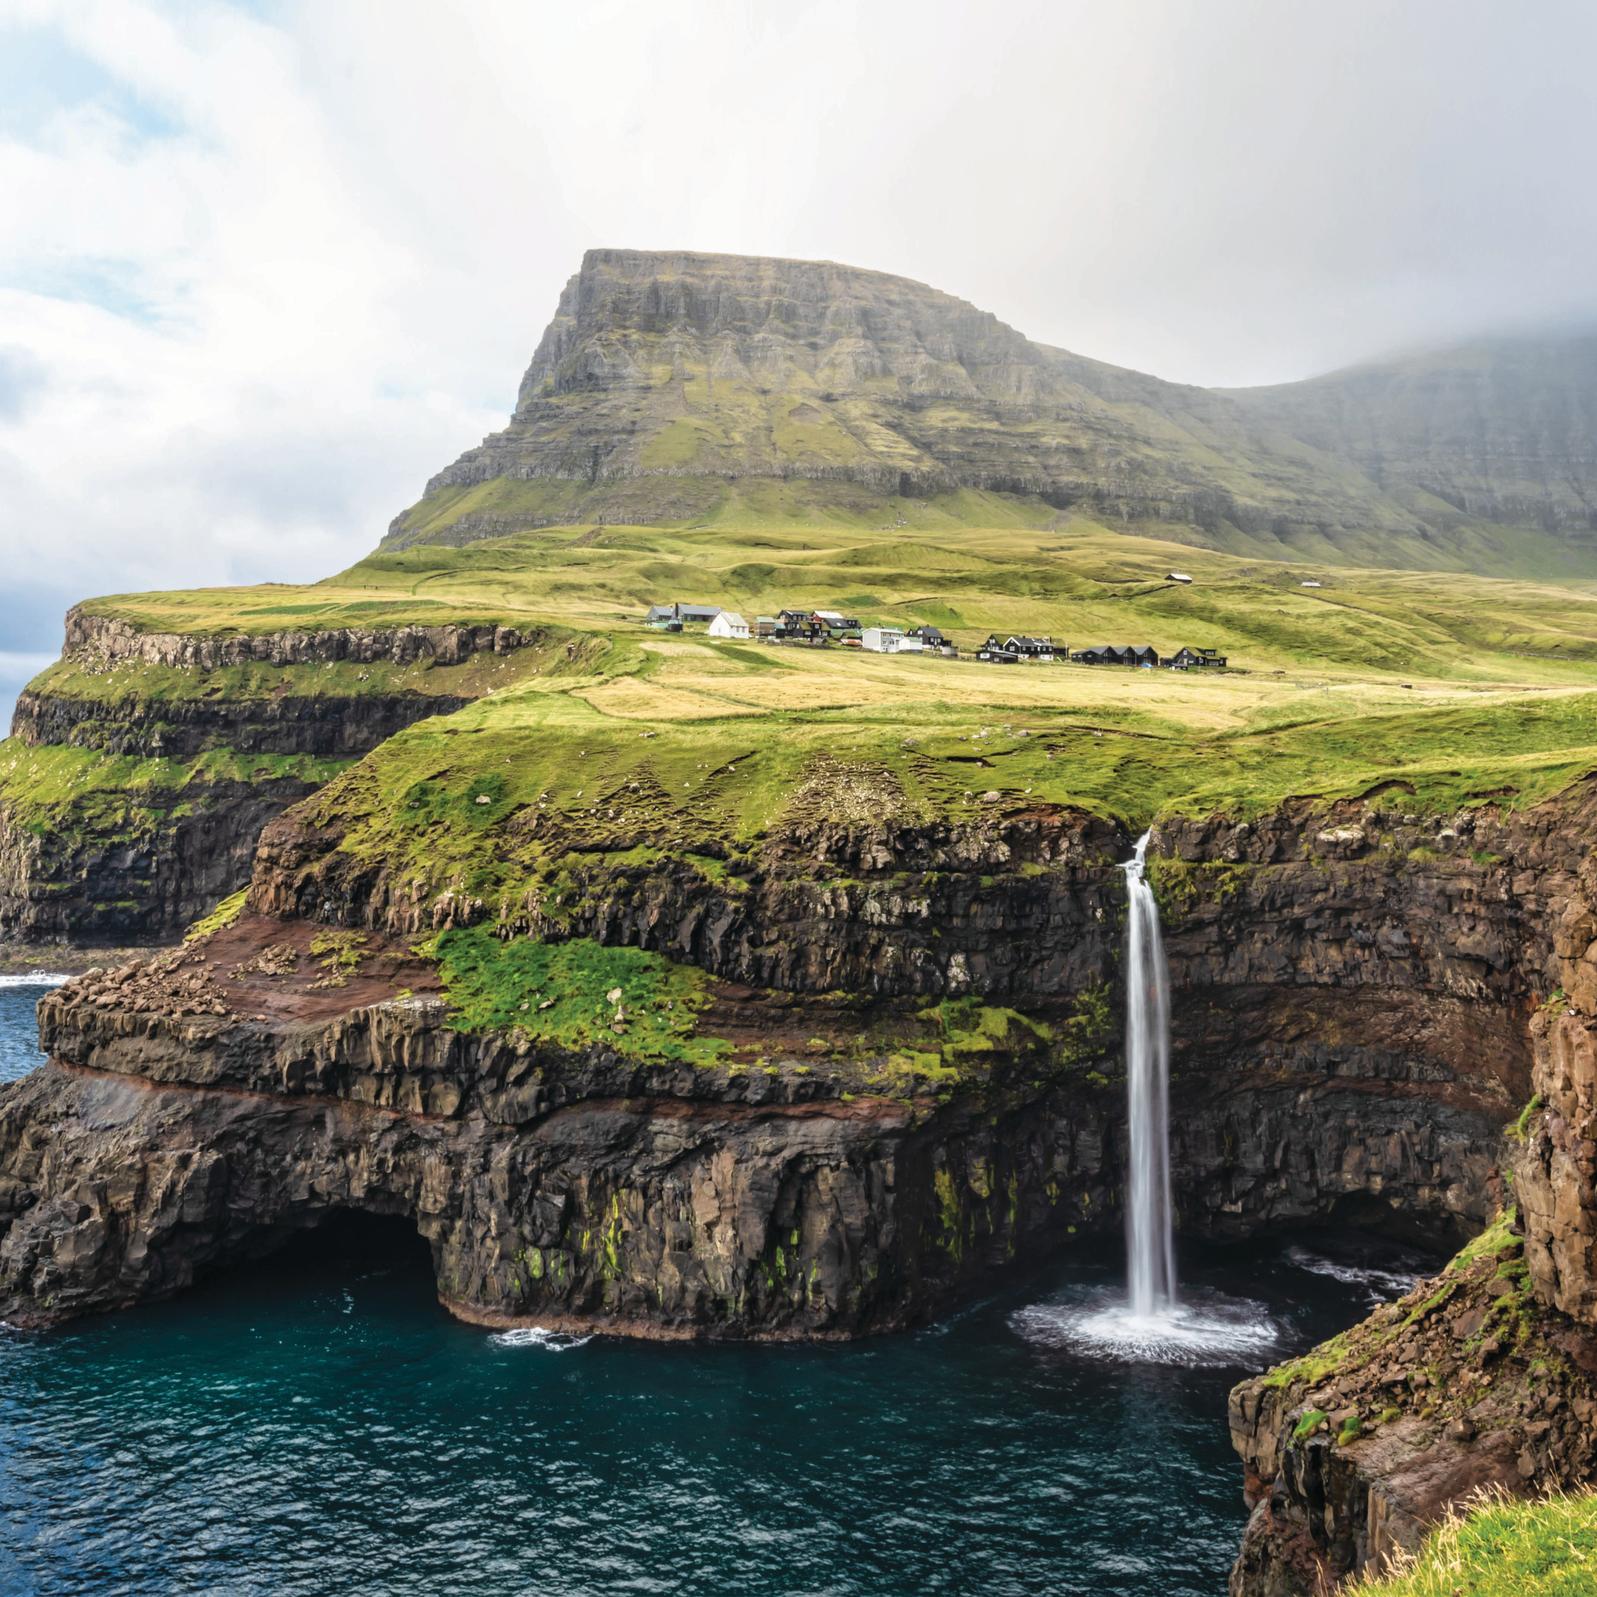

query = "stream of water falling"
1122;830;1177;1318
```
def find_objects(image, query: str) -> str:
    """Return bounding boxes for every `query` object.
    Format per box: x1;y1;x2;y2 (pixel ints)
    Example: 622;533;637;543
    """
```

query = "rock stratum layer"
387;249;1597;574
1224;779;1597;1593
0;610;540;945
5;785;1590;1333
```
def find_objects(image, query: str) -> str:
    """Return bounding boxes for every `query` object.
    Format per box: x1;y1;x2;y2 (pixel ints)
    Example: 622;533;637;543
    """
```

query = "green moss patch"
427;928;730;1066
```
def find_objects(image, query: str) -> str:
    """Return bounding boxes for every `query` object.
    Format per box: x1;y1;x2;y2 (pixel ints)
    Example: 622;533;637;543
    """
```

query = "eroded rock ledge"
1225;778;1597;1594
62;607;534;670
0;612;546;944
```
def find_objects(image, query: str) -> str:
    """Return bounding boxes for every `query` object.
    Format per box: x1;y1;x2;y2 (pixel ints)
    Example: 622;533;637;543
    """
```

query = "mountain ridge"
385;248;1597;576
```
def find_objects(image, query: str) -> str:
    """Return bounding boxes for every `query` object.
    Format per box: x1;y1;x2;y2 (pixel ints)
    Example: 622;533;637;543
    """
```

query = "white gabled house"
708;610;751;640
861;626;905;653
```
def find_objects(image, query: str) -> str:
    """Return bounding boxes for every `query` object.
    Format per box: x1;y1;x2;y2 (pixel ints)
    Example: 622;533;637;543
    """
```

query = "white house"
708;610;751;640
861;626;905;653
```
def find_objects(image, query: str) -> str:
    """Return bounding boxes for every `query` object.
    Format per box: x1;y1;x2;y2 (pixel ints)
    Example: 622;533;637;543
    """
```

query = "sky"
1;0;1595;704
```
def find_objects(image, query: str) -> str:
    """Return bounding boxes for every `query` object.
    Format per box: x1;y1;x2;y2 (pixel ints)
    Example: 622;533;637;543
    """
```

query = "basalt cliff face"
386;248;1597;575
0;610;538;946
1225;332;1597;547
5;784;1590;1341
1223;778;1597;1594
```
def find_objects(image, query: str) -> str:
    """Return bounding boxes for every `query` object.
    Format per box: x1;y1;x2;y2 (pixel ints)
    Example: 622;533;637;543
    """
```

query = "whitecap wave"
489;1326;593;1352
1010;1287;1279;1367
1284;1247;1420;1298
0;973;71;988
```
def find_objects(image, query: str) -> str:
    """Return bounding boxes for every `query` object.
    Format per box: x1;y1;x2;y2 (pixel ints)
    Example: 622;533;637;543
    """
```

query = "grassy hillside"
14;514;1597;953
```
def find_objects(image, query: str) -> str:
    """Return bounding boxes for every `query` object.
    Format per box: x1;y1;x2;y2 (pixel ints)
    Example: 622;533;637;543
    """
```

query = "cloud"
1;0;1594;652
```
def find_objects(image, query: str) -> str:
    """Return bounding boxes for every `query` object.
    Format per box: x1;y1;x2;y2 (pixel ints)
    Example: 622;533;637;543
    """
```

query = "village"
643;601;1230;670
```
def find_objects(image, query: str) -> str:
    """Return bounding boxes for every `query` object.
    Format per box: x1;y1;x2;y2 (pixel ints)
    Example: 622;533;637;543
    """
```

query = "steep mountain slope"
385;248;1417;559
385;250;1597;576
1223;332;1597;559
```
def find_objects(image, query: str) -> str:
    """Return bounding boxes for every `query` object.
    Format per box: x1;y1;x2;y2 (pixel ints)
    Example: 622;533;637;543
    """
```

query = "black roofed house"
1125;644;1160;668
1167;646;1227;670
1071;644;1124;665
907;625;957;658
978;634;1020;664
1003;634;1056;662
775;608;823;642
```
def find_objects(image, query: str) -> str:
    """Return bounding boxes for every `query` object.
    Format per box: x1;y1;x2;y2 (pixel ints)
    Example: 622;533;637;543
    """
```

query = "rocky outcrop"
1227;1213;1597;1596
0;614;543;945
0;774;324;946
1518;1008;1597;1326
10;687;473;759
0;923;1119;1335
9;780;1594;1338
62;607;533;670
1225;779;1597;1593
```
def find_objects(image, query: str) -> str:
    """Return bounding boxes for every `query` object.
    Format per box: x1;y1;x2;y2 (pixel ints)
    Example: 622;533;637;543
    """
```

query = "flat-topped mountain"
386;249;1597;575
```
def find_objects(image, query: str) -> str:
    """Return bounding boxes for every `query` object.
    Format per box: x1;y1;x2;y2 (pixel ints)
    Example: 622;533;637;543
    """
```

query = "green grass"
1357;1489;1597;1596
0;742;347;839
427;927;731;1066
184;889;247;942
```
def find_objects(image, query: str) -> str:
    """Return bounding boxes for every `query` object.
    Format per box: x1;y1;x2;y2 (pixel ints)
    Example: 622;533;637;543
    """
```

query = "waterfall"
1121;831;1176;1317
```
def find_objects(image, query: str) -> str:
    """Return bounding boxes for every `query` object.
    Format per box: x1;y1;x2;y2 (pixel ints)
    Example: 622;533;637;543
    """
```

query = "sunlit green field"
17;514;1597;851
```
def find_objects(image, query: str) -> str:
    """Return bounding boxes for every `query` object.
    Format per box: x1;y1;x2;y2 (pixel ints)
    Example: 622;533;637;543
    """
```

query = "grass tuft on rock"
1356;1487;1597;1596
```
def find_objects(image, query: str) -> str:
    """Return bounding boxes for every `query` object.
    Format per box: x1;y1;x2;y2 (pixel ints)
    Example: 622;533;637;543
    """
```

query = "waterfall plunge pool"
0;979;1434;1595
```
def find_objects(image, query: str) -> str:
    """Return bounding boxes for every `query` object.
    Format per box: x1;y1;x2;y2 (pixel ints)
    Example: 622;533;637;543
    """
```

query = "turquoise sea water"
0;978;1419;1596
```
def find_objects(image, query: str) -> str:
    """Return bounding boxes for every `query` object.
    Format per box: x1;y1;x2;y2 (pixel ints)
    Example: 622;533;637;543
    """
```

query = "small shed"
1167;572;1194;585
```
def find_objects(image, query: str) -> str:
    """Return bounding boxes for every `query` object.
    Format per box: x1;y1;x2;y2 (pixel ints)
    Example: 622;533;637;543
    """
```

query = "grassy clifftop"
12;512;1597;945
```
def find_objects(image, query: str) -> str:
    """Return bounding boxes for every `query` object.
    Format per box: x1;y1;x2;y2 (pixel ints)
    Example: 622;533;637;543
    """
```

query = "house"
978;635;1020;664
646;602;721;627
1071;643;1157;666
1167;572;1194;585
907;625;957;658
775;608;824;642
861;626;906;653
812;610;851;633
1167;646;1227;670
754;615;779;638
1002;634;1056;662
896;632;924;653
708;611;750;640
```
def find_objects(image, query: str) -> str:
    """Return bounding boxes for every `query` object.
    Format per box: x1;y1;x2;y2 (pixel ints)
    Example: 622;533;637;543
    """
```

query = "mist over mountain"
386;250;1597;577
